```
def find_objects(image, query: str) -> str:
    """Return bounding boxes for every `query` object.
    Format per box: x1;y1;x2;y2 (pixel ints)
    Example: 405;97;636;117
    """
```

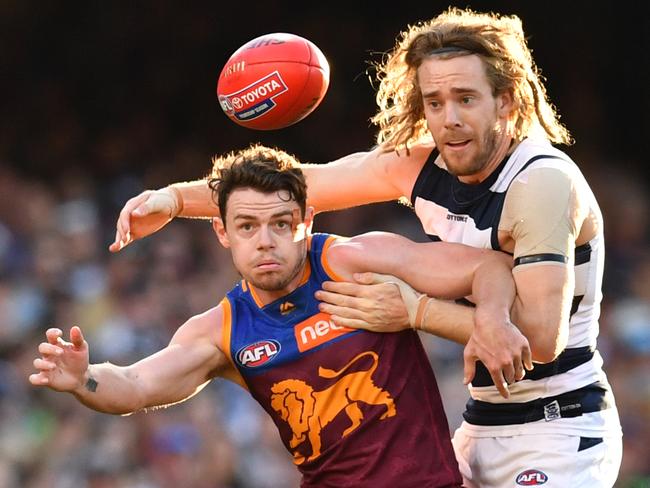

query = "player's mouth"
445;139;471;150
255;260;282;271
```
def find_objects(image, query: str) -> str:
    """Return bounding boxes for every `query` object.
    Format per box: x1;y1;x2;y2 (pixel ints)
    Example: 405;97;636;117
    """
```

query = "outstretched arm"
110;182;218;252
110;144;431;251
29;307;231;414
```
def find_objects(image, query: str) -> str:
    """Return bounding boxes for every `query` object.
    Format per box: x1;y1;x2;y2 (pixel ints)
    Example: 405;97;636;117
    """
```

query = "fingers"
116;207;132;244
109;231;121;253
32;356;57;387
464;342;510;398
34;331;63;384
70;326;85;350
38;342;63;357
45;328;62;345
109;230;131;253
491;370;510;399
321;281;368;297
463;348;477;385
29;372;50;386
523;345;534;372
501;362;516;386
316;289;370;310
355;272;405;287
321;280;401;301
328;315;370;330
111;223;132;253
111;192;153;252
33;357;57;371
352;272;383;285
318;302;366;321
514;357;526;382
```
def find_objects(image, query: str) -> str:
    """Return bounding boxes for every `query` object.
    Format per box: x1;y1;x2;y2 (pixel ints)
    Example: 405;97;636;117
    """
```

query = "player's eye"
239;223;254;232
428;100;441;109
275;220;290;230
461;96;474;104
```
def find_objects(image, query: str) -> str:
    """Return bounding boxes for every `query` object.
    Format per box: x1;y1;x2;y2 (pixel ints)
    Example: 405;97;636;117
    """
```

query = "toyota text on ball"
220;71;289;121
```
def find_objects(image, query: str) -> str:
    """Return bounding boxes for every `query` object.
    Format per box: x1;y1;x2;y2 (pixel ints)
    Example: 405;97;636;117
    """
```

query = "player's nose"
443;103;462;128
256;224;275;249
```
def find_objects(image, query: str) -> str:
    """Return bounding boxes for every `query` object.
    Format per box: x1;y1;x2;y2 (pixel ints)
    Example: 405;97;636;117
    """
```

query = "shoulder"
503;167;576;223
171;304;225;347
511;165;575;193
376;142;437;194
168;304;235;379
320;235;356;282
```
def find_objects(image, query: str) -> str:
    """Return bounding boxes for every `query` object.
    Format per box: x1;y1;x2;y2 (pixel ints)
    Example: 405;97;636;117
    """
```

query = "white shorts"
452;426;622;487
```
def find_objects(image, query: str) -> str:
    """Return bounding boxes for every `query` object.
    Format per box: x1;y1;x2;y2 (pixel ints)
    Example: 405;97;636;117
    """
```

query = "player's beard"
443;123;500;178
248;251;307;292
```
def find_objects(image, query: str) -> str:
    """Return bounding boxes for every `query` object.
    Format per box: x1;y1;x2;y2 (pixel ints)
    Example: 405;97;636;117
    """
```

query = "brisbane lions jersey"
221;233;462;488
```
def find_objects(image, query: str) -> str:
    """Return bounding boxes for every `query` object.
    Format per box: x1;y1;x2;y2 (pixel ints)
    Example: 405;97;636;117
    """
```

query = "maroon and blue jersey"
220;233;461;487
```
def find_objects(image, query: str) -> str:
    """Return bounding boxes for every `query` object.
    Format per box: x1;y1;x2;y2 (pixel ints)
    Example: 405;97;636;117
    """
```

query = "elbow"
527;322;569;364
530;343;561;364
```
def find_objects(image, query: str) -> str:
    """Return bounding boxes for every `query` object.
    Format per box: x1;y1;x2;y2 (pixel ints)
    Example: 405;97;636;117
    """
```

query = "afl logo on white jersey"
236;340;281;368
516;469;548;485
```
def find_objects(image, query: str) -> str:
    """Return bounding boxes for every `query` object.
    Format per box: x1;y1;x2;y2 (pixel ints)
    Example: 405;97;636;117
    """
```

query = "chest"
413;192;514;252
228;287;360;376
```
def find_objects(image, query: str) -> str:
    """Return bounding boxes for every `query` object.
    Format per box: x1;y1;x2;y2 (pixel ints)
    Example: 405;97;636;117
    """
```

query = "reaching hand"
29;327;90;393
109;188;182;252
463;314;533;399
315;272;412;332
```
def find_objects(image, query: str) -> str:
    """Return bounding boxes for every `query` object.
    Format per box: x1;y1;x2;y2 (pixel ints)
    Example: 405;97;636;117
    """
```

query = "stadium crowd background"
1;2;648;487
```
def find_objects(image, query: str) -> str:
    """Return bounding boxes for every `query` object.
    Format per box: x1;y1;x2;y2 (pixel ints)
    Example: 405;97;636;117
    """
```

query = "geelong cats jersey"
411;137;621;437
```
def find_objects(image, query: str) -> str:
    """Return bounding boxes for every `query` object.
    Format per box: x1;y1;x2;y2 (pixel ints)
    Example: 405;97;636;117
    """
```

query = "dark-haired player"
33;144;523;487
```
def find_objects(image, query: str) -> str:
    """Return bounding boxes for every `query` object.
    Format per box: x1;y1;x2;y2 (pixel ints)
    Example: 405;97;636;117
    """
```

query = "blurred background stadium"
1;1;648;486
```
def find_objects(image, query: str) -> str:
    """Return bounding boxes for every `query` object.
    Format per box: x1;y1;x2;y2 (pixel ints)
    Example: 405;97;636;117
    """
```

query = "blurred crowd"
1;2;649;487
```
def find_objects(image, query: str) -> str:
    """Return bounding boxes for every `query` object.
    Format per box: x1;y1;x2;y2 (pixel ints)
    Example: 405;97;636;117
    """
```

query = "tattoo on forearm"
85;377;98;392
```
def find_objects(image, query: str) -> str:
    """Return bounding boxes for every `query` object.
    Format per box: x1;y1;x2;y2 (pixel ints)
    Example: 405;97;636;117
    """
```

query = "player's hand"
109;187;183;253
315;272;411;332
463;313;533;399
29;327;90;393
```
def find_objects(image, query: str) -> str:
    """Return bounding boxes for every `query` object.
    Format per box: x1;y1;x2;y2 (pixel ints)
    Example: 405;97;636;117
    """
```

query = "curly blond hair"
372;7;572;151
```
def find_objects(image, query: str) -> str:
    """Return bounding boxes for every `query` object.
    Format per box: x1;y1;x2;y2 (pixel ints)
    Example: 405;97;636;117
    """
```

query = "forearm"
471;258;516;331
510;295;570;363
300;146;414;213
169;180;219;218
510;265;573;362
71;363;145;415
417;298;473;344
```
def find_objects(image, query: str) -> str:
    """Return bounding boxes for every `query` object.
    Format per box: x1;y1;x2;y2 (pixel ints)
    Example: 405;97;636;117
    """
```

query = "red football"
216;33;330;130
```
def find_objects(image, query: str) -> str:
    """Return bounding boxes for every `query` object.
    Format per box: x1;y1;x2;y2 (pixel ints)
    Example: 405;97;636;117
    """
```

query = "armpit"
499;167;586;263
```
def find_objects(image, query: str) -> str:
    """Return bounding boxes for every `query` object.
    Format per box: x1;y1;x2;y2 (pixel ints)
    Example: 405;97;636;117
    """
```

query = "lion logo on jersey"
270;351;396;464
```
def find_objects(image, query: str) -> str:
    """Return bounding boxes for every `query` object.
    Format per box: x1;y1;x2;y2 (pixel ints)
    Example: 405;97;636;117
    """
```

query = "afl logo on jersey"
516;469;548;485
236;340;281;368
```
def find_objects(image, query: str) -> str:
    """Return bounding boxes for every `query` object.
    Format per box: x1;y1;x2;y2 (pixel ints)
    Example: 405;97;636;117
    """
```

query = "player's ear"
292;207;314;242
304;206;315;234
496;89;515;119
212;217;230;248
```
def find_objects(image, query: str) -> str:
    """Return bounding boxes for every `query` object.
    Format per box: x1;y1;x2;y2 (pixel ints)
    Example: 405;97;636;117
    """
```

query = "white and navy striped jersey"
411;136;621;436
